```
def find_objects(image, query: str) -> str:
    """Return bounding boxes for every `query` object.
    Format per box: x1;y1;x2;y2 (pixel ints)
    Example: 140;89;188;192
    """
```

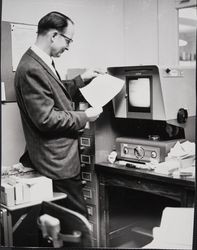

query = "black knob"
177;108;188;123
166;68;171;74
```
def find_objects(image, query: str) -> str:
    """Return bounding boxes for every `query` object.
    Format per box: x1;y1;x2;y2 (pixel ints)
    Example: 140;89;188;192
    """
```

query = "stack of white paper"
168;141;195;158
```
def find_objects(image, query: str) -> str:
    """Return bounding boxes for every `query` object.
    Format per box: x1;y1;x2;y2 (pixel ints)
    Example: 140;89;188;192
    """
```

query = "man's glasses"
59;33;73;45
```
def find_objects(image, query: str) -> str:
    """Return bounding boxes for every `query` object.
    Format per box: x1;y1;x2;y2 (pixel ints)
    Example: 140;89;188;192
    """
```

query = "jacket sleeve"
62;75;85;99
18;66;88;134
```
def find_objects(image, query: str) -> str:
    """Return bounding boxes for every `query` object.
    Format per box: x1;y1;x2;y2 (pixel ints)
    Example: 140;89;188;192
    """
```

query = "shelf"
132;226;153;238
1;192;67;211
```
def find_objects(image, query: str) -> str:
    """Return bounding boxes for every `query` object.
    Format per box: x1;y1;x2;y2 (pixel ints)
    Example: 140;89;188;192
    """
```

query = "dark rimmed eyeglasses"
59;33;73;45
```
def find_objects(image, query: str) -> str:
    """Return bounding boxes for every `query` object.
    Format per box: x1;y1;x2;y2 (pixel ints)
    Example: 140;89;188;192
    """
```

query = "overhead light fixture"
179;39;188;46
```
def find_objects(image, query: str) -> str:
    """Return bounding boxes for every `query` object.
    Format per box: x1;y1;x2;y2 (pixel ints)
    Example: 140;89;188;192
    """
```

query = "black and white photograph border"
0;0;196;249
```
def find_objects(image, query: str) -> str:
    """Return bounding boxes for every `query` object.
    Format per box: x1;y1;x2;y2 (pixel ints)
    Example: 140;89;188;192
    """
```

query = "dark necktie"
52;60;61;81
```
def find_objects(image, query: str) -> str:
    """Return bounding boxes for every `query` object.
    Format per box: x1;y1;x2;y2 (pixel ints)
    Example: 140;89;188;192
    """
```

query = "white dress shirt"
31;44;59;78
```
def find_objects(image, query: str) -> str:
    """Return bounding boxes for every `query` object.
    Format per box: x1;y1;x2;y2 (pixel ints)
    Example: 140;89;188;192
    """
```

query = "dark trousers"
52;173;88;218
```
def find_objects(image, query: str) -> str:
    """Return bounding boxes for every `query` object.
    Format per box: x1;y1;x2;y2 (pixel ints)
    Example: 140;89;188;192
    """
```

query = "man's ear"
52;31;58;37
51;31;58;42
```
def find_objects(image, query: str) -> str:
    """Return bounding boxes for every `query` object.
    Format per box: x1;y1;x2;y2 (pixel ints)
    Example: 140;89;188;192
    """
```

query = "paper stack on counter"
154;140;195;176
154;159;180;175
167;140;195;159
79;74;124;108
168;141;195;175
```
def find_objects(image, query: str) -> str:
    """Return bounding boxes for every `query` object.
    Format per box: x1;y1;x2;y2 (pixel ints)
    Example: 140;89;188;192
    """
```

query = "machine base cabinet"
107;187;180;248
96;162;195;248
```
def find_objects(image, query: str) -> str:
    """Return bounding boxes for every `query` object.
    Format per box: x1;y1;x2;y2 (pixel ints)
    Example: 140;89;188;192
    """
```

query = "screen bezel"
126;75;153;119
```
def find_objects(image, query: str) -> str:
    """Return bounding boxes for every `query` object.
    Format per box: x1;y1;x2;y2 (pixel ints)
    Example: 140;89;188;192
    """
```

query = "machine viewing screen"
126;76;151;113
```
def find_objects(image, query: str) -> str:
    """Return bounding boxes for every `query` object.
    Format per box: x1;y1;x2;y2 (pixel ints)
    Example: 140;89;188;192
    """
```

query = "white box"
14;182;23;205
17;176;53;202
22;183;30;203
0;182;15;206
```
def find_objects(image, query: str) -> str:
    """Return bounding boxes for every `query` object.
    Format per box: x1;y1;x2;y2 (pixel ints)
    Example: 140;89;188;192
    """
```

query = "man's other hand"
85;107;103;122
81;68;106;83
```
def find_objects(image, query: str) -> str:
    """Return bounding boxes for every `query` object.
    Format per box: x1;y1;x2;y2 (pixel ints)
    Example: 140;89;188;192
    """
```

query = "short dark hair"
37;11;74;35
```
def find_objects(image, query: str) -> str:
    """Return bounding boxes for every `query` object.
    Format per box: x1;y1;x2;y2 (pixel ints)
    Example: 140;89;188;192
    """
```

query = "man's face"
50;21;74;57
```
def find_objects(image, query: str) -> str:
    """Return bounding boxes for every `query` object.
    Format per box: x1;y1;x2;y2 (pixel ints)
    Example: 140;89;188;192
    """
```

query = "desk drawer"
81;163;95;172
87;204;98;221
79;137;95;154
80;154;94;165
83;187;96;204
103;172;187;203
128;178;183;201
80;136;91;147
81;171;97;184
82;171;93;182
89;220;98;240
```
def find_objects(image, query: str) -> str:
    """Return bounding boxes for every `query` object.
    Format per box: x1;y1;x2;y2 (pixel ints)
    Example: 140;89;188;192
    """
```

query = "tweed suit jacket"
14;48;88;179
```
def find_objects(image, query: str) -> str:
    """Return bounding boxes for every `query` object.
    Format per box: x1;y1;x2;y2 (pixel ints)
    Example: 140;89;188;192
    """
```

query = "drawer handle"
81;180;87;186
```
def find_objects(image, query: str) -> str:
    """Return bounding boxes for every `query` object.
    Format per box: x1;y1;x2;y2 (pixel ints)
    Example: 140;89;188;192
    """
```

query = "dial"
151;151;157;158
134;146;145;160
123;146;129;155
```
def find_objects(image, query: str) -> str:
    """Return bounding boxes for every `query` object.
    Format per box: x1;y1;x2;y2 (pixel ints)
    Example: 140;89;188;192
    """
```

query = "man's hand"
81;68;106;83
85;107;103;122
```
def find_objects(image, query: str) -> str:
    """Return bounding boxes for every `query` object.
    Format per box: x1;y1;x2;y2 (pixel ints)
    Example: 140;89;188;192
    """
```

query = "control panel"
120;143;160;162
116;137;178;163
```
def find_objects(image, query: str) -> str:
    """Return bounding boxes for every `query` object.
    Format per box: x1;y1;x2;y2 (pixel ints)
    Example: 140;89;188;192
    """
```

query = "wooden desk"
95;162;195;247
1;192;67;246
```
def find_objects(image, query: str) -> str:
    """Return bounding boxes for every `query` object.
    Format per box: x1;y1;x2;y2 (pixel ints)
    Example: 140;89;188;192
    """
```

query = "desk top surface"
1;192;67;211
95;162;195;188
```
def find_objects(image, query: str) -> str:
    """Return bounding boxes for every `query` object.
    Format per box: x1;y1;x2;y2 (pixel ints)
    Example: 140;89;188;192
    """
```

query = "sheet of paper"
11;23;37;71
79;74;124;107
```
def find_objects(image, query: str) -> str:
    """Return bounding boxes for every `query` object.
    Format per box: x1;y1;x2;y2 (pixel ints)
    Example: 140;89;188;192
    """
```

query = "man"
14;11;103;217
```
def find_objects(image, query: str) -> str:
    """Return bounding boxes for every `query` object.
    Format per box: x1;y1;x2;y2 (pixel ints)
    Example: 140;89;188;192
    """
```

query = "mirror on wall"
178;6;197;66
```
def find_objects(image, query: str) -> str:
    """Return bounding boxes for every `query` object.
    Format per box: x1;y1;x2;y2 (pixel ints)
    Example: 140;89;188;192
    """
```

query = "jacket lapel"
26;49;69;94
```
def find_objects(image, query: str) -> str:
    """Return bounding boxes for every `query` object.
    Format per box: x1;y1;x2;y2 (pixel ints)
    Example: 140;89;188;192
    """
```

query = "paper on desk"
168;140;195;158
154;160;180;175
79;74;124;107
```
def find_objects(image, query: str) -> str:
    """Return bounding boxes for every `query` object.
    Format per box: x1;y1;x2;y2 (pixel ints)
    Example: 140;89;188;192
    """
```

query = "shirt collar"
31;44;53;69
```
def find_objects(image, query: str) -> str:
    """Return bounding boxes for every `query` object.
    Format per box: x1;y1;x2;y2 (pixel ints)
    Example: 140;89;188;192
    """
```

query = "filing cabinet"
77;102;100;247
67;65;114;246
